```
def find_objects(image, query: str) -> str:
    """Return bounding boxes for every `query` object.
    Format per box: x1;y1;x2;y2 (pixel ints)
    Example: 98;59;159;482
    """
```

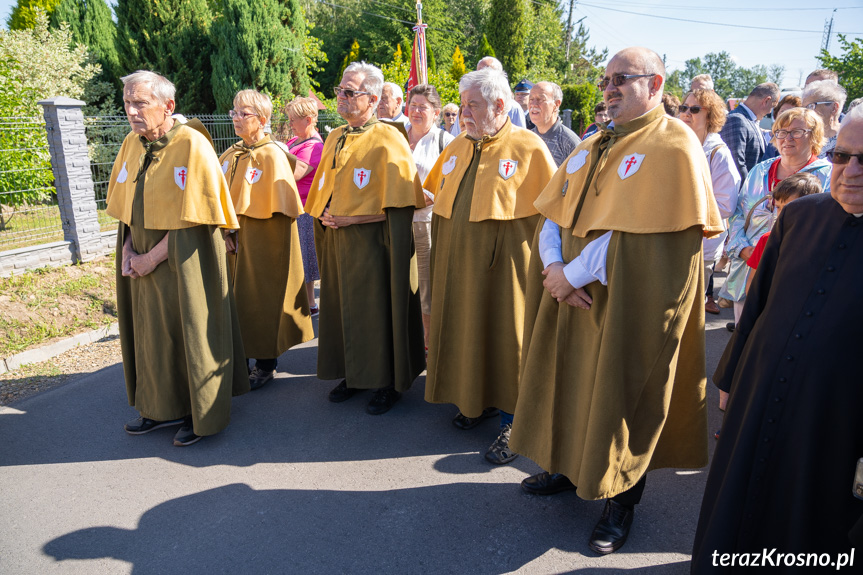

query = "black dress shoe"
521;471;576;495
452;407;499;430
172;417;202;447
588;500;634;555
124;416;185;435
366;386;401;415
328;380;361;403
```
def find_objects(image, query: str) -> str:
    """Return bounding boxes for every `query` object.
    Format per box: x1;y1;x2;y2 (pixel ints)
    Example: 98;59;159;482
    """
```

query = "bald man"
511;47;722;555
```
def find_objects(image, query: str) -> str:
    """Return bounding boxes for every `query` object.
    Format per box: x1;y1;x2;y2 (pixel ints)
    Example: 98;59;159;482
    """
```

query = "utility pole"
821;9;836;53
564;0;586;83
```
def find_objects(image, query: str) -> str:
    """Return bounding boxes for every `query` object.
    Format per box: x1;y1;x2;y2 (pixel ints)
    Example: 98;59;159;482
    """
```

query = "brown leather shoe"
705;296;720;315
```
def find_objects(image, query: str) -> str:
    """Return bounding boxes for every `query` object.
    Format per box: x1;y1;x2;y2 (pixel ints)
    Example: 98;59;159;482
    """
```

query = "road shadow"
42;482;694;573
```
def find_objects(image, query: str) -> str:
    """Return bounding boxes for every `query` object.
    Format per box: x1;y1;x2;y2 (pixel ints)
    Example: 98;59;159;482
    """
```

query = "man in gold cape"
305;62;426;415
107;71;248;447
423;68;556;465
219;89;314;391
509;48;723;554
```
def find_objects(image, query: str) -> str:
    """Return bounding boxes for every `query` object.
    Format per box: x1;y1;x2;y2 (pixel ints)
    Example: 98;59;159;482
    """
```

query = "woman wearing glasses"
406;84;454;348
285;96;324;315
679;89;741;317
219;90;314;390
441;103;458;132
802;80;847;159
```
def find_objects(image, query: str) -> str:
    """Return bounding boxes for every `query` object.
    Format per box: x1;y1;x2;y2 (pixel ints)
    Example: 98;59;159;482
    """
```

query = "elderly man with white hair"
692;103;863;573
690;73;714;92
423;68;556;465
305;62;426;415
378;81;409;125
529;81;581;167
803;79;847;158
107;70;248;447
449;56;526;135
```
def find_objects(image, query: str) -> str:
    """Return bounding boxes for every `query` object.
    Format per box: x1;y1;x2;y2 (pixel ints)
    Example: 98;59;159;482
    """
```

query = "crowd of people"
104;44;861;568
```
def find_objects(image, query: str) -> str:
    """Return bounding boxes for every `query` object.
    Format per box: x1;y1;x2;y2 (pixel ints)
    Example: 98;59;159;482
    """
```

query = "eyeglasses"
597;74;655;91
826;150;863;165
678;105;702;114
773;128;812;140
334;87;371;99
229;109;256;119
806;101;834;110
444;112;457;117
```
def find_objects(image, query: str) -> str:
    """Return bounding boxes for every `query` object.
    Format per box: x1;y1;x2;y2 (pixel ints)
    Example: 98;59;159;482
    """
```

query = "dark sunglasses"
597;73;655;91
679;105;702;114
333;87;371;99
826;150;863;165
444;112;457;117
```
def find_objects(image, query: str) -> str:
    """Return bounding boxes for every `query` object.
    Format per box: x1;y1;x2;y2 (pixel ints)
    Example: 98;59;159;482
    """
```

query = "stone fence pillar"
561;109;573;130
39;97;102;263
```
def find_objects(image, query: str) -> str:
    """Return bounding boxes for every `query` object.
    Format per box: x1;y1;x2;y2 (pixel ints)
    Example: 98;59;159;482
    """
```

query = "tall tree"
486;0;528;79
277;0;310;100
6;0;61;30
818;34;863;103
449;46;466;82
477;33;495;60
49;0;120;104
115;0;216;112
210;0;309;112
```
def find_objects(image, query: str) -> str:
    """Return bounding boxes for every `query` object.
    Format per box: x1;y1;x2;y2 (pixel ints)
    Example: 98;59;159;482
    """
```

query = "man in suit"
720;83;779;182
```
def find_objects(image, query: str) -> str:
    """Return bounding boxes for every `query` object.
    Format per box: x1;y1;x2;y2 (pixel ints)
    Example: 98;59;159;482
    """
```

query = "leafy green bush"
561;82;601;135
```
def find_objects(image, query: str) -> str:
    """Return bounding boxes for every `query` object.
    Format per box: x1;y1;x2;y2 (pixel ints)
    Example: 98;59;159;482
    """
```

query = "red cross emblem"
353;167;371;189
174;166;188;190
617;153;645;180
498;159;518;180
245;166;263;184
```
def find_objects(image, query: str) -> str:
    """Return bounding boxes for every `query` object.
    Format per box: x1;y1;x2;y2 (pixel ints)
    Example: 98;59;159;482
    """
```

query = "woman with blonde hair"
219;89;314;390
679;88;741;315
285;96;324;315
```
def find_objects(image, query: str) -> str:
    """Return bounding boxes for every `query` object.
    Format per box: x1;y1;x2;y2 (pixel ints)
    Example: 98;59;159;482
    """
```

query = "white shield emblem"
566;150;589;174
244;166;263;185
442;155;457;176
116;161;128;183
318;172;325;190
499;159;518;180
221;159;229;174
618;153;645;180
174;166;188;190
353;168;371;189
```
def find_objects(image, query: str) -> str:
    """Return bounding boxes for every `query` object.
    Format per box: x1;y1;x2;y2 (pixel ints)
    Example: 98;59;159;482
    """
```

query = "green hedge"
561;82;601;135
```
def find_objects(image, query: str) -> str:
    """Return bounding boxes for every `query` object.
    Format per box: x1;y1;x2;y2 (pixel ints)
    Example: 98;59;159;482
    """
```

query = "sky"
1;0;861;90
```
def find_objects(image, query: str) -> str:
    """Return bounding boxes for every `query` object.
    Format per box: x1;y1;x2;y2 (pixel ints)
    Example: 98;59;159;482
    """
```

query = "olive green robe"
510;222;709;500
314;206;425;391
228;212;313;360
115;125;248;437
425;143;540;417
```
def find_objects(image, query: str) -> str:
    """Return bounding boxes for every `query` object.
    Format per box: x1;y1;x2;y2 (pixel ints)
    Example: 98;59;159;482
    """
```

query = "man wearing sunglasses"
510;47;723;556
304;62;426;415
692;100;863;574
720;82;780;181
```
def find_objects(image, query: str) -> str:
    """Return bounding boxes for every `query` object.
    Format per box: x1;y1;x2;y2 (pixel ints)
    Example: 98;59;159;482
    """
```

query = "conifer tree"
277;0;310;98
6;0;61;30
115;0;216;112
487;0;527;78
477;34;496;60
49;0;119;93
427;44;436;74
211;0;309;112
339;39;361;80
449;46;466;82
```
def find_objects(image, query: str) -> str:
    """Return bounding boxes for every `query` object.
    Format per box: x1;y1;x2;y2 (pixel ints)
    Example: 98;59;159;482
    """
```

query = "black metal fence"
0;117;61;251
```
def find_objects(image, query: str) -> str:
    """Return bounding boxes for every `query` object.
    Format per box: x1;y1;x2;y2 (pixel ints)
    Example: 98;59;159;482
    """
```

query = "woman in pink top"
285;97;324;314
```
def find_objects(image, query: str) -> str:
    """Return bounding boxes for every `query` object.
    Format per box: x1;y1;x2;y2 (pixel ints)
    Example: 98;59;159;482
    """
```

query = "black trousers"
611;474;647;508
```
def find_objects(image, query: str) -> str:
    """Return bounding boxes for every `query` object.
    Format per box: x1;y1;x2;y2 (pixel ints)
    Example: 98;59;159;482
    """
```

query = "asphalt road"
0;293;736;574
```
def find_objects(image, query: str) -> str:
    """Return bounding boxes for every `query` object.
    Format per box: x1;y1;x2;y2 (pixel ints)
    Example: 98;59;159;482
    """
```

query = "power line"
576;2;863;35
586;0;863;13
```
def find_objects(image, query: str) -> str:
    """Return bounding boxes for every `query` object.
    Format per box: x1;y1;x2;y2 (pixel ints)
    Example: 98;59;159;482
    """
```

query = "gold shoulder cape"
425;119;556;221
218;136;304;219
534;106;723;237
106;121;239;230
305;122;424;217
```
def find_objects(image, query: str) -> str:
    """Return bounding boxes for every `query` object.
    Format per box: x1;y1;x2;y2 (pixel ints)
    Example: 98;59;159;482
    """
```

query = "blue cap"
514;79;534;93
